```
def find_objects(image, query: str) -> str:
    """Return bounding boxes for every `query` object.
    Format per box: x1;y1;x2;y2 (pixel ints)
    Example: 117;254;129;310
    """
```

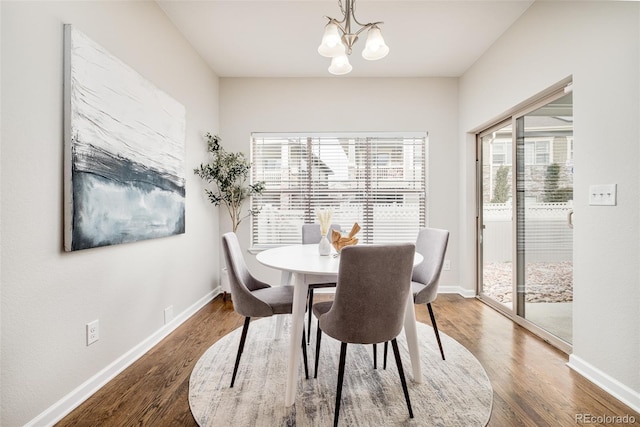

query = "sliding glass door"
478;89;573;350
479;122;514;309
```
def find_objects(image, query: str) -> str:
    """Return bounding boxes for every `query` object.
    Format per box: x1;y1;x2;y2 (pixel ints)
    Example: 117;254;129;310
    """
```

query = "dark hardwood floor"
57;294;640;426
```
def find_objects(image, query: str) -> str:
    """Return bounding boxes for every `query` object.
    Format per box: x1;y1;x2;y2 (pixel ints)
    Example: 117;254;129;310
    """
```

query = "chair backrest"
412;228;449;304
319;243;415;344
302;223;342;244
221;232;272;317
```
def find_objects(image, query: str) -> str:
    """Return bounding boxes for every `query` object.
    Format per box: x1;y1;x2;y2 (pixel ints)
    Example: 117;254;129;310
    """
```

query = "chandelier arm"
327;1;383;36
326;16;384;39
349;0;365;28
353;21;384;37
325;15;347;29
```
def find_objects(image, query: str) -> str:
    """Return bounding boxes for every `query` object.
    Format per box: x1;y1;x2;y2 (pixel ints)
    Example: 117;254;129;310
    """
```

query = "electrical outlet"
86;319;99;346
443;260;451;271
164;306;174;325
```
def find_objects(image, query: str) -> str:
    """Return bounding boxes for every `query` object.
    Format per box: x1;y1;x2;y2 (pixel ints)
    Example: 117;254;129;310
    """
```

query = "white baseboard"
26;289;220;427
438;285;476;298
568;354;640;414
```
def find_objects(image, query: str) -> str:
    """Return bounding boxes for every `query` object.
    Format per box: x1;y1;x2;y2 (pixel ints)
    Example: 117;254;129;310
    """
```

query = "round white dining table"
256;243;424;407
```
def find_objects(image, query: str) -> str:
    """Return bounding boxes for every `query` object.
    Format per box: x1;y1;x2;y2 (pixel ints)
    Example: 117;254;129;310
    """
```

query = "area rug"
189;317;492;426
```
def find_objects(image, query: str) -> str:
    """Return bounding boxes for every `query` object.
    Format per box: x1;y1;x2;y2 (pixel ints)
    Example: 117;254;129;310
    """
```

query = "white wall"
219;77;462;290
1;2;220;425
460;1;640;410
3;1;638;424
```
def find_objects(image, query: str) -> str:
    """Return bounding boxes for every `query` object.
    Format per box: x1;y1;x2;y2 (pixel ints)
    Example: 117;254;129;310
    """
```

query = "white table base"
274;271;292;340
403;292;423;383
285;272;309;406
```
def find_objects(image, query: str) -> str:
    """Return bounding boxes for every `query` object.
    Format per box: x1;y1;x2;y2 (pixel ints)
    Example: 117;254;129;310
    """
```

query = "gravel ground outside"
482;261;573;303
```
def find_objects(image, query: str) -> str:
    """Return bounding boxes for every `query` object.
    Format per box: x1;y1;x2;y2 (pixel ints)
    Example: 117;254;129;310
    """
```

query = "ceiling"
157;0;534;78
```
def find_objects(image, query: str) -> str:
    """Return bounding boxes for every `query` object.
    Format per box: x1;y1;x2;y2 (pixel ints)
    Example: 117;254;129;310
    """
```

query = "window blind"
250;133;427;249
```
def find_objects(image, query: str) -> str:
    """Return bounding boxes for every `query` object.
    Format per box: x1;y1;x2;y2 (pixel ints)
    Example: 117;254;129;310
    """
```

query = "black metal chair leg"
373;343;377;369
231;317;251;388
427;303;445;361
302;326;309;379
391;338;414;418
334;342;348;427
314;322;322;378
307;288;315;344
383;341;388;369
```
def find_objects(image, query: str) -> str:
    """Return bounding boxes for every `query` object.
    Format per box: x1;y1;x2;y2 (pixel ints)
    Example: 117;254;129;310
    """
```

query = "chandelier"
317;0;389;75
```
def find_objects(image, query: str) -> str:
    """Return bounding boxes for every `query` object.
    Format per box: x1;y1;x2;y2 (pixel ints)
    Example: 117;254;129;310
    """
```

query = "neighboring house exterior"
482;115;574;204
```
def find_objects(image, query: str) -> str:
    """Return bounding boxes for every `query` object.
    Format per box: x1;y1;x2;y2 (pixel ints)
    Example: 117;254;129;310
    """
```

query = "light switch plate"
589;184;616;206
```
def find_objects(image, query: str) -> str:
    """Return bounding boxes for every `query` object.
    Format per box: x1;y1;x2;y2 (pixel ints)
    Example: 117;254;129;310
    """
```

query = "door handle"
567;210;574;229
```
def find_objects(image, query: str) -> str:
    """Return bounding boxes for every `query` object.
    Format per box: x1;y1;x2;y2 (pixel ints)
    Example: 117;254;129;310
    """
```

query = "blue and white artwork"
64;25;186;251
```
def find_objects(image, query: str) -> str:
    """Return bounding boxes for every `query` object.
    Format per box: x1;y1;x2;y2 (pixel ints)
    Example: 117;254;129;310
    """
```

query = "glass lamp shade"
328;54;352;75
362;26;389;61
318;22;346;58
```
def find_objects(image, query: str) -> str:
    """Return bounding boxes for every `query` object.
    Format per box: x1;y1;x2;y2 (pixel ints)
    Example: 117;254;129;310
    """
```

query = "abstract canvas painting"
64;25;186;251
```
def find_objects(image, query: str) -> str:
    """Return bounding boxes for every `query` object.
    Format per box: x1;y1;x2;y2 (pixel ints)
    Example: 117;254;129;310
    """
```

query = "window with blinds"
250;133;427;249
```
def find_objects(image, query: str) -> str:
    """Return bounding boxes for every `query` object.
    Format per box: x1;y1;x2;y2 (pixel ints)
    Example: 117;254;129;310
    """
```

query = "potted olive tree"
194;133;265;300
194;133;265;232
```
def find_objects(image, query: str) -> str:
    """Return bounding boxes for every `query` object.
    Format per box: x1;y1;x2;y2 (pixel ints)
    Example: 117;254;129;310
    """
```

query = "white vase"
318;234;331;256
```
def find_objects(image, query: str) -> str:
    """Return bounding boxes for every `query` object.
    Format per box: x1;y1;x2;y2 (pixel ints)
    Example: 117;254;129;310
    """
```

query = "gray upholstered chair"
221;232;308;387
302;223;341;343
312;244;416;426
382;227;450;367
